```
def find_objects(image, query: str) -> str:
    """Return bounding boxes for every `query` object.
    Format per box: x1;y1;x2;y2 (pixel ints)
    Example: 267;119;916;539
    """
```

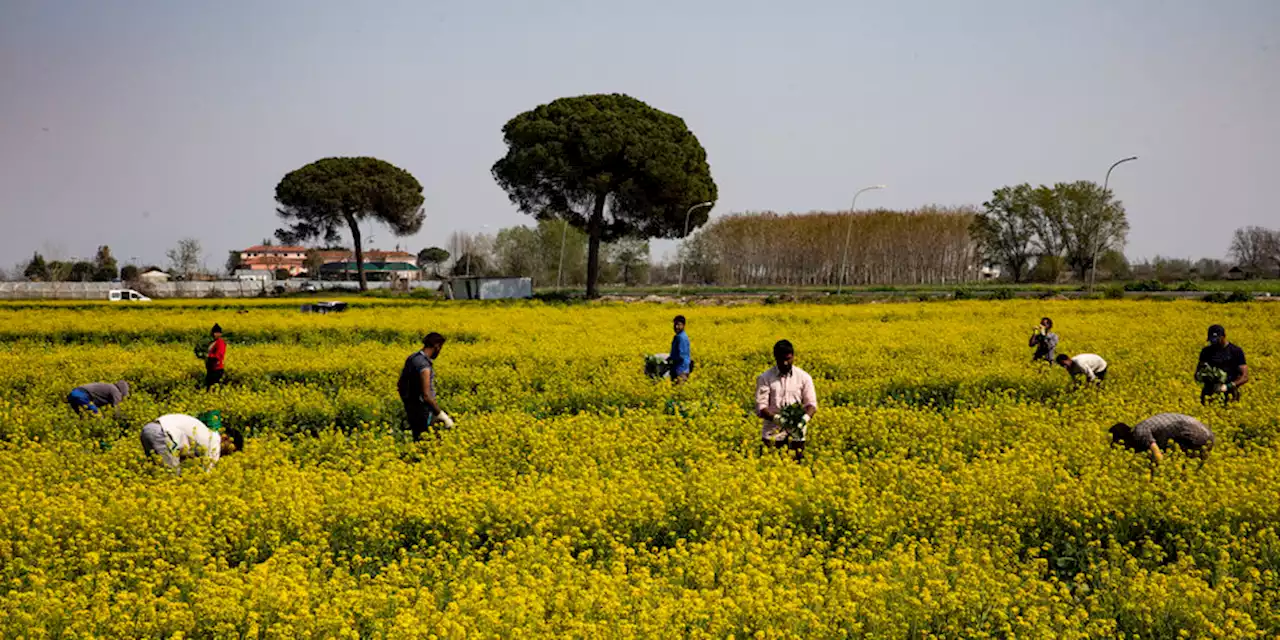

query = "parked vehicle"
108;289;151;302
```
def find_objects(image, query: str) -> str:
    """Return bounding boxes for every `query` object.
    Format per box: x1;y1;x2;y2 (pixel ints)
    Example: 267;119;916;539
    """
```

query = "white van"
109;289;151;302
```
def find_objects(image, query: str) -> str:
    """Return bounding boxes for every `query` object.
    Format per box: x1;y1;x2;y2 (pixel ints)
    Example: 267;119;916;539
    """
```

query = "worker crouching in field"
1029;317;1058;363
755;340;818;462
398;332;455;440
201;323;227;389
1057;352;1108;386
667;315;692;384
1197;324;1248;405
67;380;130;415
140;411;243;473
1109;413;1215;464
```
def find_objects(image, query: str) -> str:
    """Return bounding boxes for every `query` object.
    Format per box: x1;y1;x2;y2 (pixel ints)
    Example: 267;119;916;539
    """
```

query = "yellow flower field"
0;299;1277;638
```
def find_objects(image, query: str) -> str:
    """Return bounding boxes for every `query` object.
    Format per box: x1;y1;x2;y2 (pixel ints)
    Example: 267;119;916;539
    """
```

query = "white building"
138;269;171;284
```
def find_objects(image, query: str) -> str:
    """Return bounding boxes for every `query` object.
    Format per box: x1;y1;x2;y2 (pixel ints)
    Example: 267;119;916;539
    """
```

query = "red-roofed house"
315;250;417;268
237;245;309;276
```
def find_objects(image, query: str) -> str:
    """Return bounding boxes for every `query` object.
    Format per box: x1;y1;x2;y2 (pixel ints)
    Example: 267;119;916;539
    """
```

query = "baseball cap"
1207;324;1226;341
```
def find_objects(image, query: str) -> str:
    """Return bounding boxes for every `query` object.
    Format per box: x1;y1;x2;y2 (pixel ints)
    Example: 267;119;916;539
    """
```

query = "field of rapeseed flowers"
0;298;1277;638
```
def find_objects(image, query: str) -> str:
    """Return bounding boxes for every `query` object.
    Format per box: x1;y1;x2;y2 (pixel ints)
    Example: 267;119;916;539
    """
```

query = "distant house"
315;249;418;268
1225;266;1248;281
138;269;170;284
979;265;1002;280
238;245;309;276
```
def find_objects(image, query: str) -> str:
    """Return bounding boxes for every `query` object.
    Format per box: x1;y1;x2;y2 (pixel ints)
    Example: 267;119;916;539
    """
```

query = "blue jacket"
669;331;691;375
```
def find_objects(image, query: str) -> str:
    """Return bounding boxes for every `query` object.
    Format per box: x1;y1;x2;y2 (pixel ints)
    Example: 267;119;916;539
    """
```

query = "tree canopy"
417;247;450;276
969;181;1129;282
275;157;425;291
492;93;716;297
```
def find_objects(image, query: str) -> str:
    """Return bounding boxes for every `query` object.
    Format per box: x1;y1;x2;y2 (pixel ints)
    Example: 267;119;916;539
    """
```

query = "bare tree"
1229;226;1280;276
167;238;203;280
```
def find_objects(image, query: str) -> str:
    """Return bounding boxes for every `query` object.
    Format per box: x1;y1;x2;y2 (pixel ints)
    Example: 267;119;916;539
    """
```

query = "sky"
1;0;1277;272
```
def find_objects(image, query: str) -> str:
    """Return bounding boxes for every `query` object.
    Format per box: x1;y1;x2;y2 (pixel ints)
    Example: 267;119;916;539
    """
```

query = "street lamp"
676;201;715;295
556;218;570;290
1088;156;1138;292
837;185;886;295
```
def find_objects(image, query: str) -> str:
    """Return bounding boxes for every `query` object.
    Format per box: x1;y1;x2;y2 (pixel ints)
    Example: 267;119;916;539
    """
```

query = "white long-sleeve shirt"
1069;354;1108;381
155;414;222;470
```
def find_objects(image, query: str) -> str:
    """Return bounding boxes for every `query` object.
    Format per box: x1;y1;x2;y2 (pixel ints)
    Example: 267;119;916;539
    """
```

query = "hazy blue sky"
1;0;1276;271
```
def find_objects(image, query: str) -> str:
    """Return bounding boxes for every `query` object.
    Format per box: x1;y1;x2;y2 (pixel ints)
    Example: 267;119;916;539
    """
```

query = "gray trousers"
140;422;168;458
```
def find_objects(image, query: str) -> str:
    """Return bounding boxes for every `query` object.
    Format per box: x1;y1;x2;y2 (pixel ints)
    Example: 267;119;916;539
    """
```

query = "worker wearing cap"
1198;324;1248;404
201;323;227;389
1109;413;1215;464
139;412;243;473
67;380;130;415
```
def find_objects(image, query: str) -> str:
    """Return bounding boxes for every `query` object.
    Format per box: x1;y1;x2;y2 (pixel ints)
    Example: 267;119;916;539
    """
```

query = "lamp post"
556;219;570;290
1089;156;1137;292
837;185;886;295
676;201;715;295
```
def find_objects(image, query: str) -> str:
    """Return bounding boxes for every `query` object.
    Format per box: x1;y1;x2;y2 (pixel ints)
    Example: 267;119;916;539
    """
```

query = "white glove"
438;412;456;428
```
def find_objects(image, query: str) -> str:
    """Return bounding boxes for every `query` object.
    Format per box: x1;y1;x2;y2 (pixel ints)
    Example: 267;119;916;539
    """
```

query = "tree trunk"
346;213;367;291
585;195;606;298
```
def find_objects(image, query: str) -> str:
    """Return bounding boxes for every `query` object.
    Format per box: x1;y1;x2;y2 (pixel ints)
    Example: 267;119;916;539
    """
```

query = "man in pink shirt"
755;339;818;461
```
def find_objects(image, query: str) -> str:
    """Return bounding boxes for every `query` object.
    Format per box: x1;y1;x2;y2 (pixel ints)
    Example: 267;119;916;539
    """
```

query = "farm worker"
139;412;243;473
202;323;227;389
1197;324;1248;404
755;339;818;462
667;315;692;383
1028;317;1058;363
1056;352;1108;385
1109;413;1215;464
67;380;130;415
398;332;454;440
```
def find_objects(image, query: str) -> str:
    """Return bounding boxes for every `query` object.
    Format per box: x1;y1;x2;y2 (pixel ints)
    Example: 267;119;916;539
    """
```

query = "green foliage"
1124;279;1166;292
987;288;1016;300
1103;285;1126;299
275;157;425;291
492;93;717;298
69;261;95;282
451;252;491;277
972;185;1038;282
1028;255;1065;283
91;246;118;281
606;238;650;286
22;252;49;281
975;182;1130;283
417;247;450;276
1202;290;1254;303
120;264;140;282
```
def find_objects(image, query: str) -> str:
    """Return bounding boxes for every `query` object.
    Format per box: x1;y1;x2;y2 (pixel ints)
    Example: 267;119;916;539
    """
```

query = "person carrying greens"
1197;324;1248;404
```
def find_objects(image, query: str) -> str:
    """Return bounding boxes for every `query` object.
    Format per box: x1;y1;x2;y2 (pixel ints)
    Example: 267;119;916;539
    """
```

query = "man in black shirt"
398;332;453;440
1197;324;1248;404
